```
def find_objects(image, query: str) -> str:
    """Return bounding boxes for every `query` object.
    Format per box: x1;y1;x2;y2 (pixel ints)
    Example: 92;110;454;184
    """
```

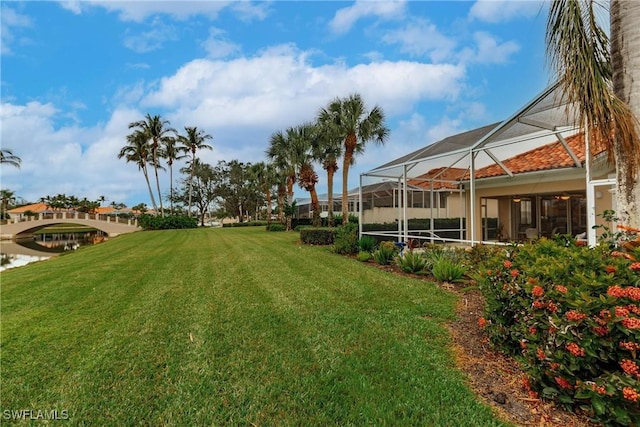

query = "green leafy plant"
372;241;398;265
475;236;640;426
358;235;377;253
430;257;466;282
300;228;335;245
395;251;427;274
332;222;359;255
356;251;372;262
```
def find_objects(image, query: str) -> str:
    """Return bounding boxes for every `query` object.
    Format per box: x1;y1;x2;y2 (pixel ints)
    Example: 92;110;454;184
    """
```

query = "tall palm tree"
267;127;308;229
128;114;176;216
161;135;188;215
312;118;343;226
290;123;322;227
177;126;213;216
546;0;640;228
118;130;158;211
1;149;21;168
318;93;389;224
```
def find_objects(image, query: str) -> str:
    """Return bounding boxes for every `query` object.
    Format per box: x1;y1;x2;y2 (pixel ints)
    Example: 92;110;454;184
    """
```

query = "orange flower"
630;262;640;272
536;347;545;360
615;306;630;317
605;265;618;274
478;317;487;328
622;318;640;329
532;285;544;297
589;384;606;395
554;285;568;294
555;376;573;390
593;326;609;336
620;359;640;378
547;302;558;313
620;341;640;351
608;285;627;298
622;387;639;402
566;342;585;357
510;269;519;278
627;287;640;301
566;310;587;322
503;260;512;269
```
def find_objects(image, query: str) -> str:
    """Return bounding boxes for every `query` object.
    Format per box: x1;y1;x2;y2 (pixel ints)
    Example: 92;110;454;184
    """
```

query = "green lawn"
1;227;508;426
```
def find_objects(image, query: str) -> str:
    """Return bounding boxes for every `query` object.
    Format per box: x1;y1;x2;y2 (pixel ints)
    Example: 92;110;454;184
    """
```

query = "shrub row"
223;221;268;227
138;214;198;230
476;237;640;426
300;227;336;245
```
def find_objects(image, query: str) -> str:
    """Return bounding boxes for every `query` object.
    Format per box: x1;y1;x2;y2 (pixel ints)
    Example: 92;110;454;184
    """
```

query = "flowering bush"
475;237;640;426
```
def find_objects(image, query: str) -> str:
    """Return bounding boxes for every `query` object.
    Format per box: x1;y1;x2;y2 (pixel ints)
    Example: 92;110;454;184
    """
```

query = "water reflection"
1;231;108;271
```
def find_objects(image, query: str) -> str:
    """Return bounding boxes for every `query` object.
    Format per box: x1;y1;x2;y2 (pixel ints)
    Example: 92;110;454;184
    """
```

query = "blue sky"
1;0;552;208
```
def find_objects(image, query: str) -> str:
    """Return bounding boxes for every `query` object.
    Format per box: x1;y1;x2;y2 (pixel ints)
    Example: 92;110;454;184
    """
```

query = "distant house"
360;83;615;246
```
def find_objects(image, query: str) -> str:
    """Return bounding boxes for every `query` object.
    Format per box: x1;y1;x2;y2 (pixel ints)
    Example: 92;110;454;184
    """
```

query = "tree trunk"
266;191;272;226
611;0;640;229
152;140;164;217
310;187;321;227
142;165;158;212
327;163;337;227
342;134;357;224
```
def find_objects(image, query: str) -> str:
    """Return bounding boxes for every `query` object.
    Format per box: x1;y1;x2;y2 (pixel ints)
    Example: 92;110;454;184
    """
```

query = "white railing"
10;212;138;227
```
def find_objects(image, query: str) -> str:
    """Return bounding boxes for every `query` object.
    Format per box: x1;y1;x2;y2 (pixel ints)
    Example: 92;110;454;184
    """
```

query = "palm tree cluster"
39;194;106;213
265;93;389;228
119;114;212;216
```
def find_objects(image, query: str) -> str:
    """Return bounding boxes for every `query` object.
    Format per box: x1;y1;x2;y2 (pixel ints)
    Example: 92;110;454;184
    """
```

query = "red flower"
606;265;618;274
478;317;487;328
608;285;627;298
593;326;609;336
550;362;561;370
622;387;639;402
547;302;558;313
615;306;631;317
565;310;587;322
528;326;537;334
620;341;640;351
622;318;640;329
536;347;545;360
589;384;606;395
627;287;640;301
532;285;544;297
510;269;519;278
503;260;512;269
620;359;640;378
630;262;640;271
566;342;585;357
555;376;573;390
533;300;546;309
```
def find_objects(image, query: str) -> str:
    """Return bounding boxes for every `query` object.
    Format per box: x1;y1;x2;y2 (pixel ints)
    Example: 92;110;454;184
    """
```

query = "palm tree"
118;130;158;211
250;161;278;225
177;126;213;216
312;118;343;226
318;93;389;224
128;114;176;216
1;149;21;168
546;0;640;229
161;135;188;215
1;189;16;219
290;123;322;227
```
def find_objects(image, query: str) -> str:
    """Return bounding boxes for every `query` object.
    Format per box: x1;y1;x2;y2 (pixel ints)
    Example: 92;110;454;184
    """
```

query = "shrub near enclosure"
476;237;640;426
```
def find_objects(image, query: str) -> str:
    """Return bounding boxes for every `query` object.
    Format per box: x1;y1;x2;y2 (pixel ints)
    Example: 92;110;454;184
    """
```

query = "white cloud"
0;101;148;205
122;17;179;53
458;31;520;64
381;18;457;62
469;0;543;23
56;1;267;23
330;0;407;35
202;27;241;59
1;5;32;55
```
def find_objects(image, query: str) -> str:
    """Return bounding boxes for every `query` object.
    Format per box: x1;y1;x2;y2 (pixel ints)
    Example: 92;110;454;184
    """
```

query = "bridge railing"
8;212;138;227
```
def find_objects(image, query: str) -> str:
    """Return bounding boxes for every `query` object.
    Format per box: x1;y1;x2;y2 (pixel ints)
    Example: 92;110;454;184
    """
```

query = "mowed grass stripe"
1;227;508;426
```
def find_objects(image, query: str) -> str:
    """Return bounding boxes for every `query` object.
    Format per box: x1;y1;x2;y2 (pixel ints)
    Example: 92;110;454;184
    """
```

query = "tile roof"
408;167;468;189
411;132;604;183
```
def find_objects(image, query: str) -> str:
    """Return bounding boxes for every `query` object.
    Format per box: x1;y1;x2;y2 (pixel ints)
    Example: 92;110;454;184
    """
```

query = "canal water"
0;231;107;271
